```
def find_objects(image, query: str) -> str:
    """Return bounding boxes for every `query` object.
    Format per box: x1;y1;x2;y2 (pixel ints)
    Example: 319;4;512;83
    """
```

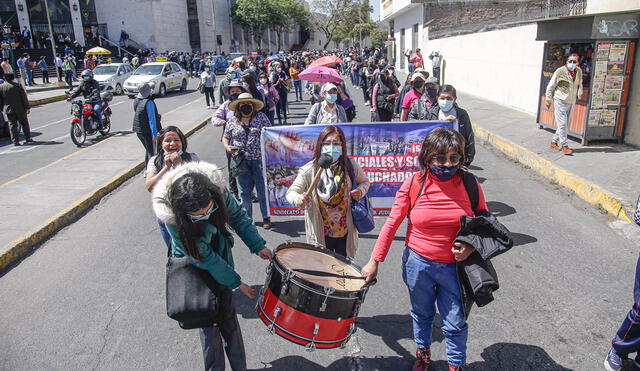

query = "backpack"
407;171;479;216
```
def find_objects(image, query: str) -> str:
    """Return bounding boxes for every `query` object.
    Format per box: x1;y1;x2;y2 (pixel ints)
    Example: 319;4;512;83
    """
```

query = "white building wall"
390;6;422;75
421;24;545;115
151;1;190;52
95;0;157;50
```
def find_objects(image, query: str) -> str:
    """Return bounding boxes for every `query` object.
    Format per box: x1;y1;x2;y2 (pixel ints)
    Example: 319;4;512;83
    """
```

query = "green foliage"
370;27;388;48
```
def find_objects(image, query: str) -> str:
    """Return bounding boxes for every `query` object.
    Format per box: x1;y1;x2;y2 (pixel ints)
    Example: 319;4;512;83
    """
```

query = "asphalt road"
0;78;203;184
1;85;640;371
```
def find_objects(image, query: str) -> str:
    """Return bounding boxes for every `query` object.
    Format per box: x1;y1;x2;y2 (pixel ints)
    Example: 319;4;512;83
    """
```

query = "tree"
231;0;271;50
310;0;359;50
370;27;387;48
270;0;310;52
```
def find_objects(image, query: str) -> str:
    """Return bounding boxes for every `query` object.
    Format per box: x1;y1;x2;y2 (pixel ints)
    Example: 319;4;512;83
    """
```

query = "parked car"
211;55;229;74
93;63;135;95
123;62;189;98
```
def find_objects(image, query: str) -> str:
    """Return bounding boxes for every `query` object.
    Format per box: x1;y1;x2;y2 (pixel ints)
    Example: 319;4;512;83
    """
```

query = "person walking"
272;64;289;125
222;93;272;229
0;73;32;146
16;54;27;87
401;73;427;121
285;125;370;258
258;72;279;125
132;82;161;165
199;66;216;109
151;161;273;371
25;55;35;86
371;69;399;122
408;77;439;120
304;83;347;125
361;128;489;371
217;67;236;105
62;58;74;88
55;54;63;82
429;51;442;83
38;56;49;84
545;53;582;155
290;62;303;101
411;48;424;70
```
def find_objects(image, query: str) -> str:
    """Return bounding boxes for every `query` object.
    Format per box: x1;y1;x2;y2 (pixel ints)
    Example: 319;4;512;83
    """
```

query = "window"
399;28;405;69
412;24;419;51
186;0;201;51
171;64;181;72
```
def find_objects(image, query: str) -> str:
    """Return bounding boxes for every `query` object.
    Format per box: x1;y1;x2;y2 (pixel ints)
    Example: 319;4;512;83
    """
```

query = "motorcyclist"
67;69;102;130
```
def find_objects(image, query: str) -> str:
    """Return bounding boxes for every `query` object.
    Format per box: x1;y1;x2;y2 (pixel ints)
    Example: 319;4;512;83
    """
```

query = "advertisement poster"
588;109;602;126
608;62;625;75
600;109;617;127
596;43;611;60
594;61;608;77
604;89;622;105
605;75;624;90
608;44;627;63
261;121;452;217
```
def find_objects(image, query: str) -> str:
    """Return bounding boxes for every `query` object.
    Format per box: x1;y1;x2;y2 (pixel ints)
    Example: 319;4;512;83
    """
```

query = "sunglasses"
434;153;462;165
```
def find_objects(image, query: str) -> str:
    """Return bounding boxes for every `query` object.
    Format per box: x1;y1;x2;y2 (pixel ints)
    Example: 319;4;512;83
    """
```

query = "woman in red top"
362;127;488;371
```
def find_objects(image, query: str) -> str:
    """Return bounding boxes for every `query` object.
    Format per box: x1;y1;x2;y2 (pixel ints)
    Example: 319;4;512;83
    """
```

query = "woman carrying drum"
361;128;488;371
152;161;273;370
285;125;370;258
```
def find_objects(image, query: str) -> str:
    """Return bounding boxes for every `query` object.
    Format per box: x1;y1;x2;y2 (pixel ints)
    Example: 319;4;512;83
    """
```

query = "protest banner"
261;121;452;217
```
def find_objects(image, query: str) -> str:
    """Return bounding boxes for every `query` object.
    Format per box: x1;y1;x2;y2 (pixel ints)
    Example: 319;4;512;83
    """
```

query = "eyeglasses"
434;153;462;165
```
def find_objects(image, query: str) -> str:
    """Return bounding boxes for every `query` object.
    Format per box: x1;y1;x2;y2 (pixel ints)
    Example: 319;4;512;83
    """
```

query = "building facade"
381;0;640;146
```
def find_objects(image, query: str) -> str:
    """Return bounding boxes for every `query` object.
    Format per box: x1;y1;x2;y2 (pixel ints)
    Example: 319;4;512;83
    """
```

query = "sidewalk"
396;70;640;221
0;97;209;270
24;83;77;106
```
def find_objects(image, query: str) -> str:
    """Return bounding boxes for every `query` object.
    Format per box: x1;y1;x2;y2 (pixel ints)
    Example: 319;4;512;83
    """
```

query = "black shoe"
13;141;20;146
252;194;258;203
26;138;34;143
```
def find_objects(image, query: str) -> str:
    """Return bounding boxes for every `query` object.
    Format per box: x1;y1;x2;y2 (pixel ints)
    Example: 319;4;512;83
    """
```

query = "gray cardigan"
304;102;347;125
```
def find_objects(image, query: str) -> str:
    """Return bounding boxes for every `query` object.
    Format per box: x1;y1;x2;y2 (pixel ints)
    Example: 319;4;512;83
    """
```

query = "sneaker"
13;141;20;146
412;347;431;371
561;146;573;155
604;348;623;371
364;102;370;106
263;218;272;229
550;142;561;151
26;138;34;143
448;366;464;371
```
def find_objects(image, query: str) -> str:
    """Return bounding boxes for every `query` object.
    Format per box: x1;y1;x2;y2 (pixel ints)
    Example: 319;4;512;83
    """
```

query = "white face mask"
321;144;342;162
259;78;267;85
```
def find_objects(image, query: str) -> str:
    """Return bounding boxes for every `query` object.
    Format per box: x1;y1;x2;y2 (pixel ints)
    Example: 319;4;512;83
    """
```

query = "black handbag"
229;151;249;178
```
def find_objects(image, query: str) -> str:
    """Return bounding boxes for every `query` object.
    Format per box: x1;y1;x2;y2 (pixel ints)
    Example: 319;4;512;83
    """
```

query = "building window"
26;0;74;40
186;0;201;51
412;24;418;51
399;28;405;69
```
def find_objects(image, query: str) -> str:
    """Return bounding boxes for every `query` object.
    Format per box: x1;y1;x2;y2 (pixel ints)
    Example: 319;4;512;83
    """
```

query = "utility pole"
44;0;62;82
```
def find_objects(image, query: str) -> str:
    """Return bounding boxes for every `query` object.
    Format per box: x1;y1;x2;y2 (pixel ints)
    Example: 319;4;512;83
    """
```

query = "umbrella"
233;56;244;63
298;66;342;83
309;55;343;68
267;55;280;61
302;51;312;56
86;46;111;55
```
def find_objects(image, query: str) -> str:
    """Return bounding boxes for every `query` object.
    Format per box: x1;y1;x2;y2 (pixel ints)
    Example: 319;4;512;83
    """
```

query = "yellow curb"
0;116;211;272
29;94;67;106
473;123;633;223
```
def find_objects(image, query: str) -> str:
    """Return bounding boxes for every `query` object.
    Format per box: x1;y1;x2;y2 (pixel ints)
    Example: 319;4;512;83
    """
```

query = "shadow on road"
268;219;306;238
234;285;262;320
511;232;538;247
487;201;517;218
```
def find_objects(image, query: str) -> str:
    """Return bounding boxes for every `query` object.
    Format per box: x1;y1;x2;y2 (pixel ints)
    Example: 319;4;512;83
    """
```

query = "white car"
123;62;189;98
93;63;135;95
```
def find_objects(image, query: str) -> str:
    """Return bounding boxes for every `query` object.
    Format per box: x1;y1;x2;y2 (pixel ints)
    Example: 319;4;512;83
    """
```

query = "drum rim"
273;241;369;295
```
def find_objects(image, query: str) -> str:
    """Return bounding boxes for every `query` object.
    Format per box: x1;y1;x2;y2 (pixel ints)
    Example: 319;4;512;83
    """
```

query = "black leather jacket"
69;78;101;103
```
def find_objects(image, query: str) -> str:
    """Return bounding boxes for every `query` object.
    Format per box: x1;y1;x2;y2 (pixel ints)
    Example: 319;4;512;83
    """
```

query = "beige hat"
410;73;426;82
228;92;265;112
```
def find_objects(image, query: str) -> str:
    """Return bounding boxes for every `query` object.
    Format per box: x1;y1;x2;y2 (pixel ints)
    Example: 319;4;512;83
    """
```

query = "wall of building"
150;1;190;52
390;6;422;75
95;0;158;50
421;23;545;115
587;0;640;15
623;42;640;146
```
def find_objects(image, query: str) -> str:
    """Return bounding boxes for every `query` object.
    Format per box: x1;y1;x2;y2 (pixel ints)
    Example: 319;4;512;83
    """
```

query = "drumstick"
303;154;333;200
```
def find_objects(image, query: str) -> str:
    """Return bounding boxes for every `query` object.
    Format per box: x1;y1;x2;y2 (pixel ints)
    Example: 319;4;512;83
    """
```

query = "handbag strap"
408;171;479;217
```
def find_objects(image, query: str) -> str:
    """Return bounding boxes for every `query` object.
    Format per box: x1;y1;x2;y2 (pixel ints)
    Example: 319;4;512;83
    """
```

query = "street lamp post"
43;0;62;83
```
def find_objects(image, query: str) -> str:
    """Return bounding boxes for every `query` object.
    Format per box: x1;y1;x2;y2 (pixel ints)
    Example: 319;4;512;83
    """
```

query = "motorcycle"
68;91;113;146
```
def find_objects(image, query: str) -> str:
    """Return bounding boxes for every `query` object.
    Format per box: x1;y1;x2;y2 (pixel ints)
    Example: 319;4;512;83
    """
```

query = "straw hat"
229;92;264;112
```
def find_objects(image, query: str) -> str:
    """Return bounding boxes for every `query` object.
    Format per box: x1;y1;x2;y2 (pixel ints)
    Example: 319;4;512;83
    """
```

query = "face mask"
227;73;235;79
321;144;342;162
325;93;338;103
250;66;256;71
389;69;395;75
259;78;267;85
177;150;184;156
239;104;253;115
242;82;249;90
413;80;424;89
83;76;91;81
567;62;577;71
189;203;217;222
438;99;454;112
426;87;437;98
277;68;282;72
204;68;210;72
430;164;460;182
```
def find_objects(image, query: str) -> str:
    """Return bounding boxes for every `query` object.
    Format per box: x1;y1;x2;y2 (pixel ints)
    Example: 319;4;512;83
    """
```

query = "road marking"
0;133;122;190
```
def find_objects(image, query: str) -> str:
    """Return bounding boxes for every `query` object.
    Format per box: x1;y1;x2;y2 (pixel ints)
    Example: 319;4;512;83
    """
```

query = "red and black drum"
257;242;374;350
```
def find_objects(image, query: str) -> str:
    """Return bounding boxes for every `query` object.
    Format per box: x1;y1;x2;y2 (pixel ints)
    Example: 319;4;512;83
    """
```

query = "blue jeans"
236;159;268;220
293;80;302;100
351;71;359;87
402;247;468;366
157;219;171;249
612;254;640;356
93;102;103;127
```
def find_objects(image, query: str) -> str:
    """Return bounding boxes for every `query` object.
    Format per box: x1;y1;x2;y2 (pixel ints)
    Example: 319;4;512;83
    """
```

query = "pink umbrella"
298;66;343;83
309;56;344;68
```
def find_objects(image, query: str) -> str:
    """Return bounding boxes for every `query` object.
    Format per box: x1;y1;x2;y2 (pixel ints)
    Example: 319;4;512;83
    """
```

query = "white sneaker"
364;102;369;106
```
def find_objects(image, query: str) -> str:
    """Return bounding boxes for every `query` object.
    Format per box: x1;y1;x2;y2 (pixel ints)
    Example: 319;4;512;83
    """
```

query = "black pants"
199;297;247;371
57;67;63;81
136;132;155;164
225;151;239;197
325;235;348;257
64;70;73;88
204;87;215;107
376;107;393;122
433;67;440;83
42;70;49;84
276;88;287;124
8;113;31;143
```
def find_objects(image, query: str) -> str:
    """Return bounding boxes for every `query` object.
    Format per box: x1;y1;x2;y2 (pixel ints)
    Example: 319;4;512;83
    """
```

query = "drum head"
276;246;365;292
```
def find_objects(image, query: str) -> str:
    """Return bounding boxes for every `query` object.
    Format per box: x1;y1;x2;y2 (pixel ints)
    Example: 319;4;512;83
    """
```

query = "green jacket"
154;162;267;289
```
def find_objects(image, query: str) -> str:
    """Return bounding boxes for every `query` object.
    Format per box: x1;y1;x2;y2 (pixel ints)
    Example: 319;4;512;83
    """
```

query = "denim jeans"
293;80;302;100
612;254;640;356
157;219;171;249
236;159;268;220
351;71;359;87
402;247;468;367
93;102;103;128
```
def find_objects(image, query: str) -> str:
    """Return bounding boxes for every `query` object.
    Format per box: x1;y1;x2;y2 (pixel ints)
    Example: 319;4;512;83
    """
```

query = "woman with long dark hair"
240;71;268;116
152;162;272;371
361;127;489;371
145;126;200;247
285;125;370;258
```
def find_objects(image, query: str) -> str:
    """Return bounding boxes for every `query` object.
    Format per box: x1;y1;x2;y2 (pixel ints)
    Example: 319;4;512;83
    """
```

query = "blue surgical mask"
227;73;235;79
430;164;460;182
321;144;342;162
243;82;249;90
177;150;184;156
189;203;217;222
325;93;338;103
204;68;210;72
567;62;577;71
438;99;454;112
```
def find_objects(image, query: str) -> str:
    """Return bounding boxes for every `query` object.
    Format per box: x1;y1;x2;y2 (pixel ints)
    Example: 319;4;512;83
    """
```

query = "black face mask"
239;104;253;115
229;93;240;102
413;81;424;89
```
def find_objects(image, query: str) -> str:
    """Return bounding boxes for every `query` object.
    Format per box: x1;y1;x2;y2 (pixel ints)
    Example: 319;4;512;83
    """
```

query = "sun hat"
228;92;265;112
410;73;426;82
223;79;247;96
321;82;338;93
425;76;439;85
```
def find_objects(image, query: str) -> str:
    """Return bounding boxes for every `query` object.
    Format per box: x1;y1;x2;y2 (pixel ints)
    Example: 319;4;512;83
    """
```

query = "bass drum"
257;242;374;350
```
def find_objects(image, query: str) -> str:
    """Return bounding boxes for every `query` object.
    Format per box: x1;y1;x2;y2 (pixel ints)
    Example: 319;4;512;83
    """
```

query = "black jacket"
455;213;513;318
68;78;101;103
427;104;475;167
